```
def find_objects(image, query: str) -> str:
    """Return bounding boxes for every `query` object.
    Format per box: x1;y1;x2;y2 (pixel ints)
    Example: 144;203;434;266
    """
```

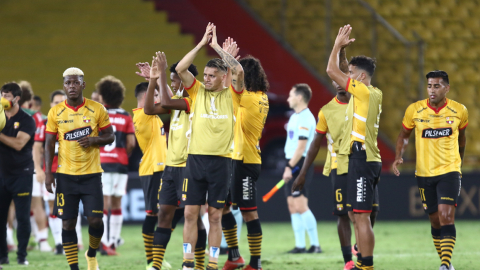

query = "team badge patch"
83;116;91;123
423;203;428;210
13;122;20;129
182;194;187;201
58;209;63;216
446;117;453;124
337;204;343;211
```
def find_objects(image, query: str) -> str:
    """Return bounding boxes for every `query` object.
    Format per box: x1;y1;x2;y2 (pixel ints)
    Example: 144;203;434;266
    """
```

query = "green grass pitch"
3;221;478;269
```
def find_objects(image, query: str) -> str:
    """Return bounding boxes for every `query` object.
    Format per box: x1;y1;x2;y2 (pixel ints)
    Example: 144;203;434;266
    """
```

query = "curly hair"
239;55;269;92
349;55;376;77
95;76;125;108
170;62;199;77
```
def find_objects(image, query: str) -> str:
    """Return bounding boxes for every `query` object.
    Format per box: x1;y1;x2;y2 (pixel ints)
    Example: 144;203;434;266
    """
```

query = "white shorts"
32;175;42;197
102;172;128;197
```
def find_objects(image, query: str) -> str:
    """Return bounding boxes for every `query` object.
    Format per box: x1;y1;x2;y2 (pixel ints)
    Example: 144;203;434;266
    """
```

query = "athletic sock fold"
290;213;306;248
153;227;171;270
62;229;79;270
222;212;240;261
246;219;262;269
440;224;456;268
300;209;319;247
355;252;362;269
362;256;373;270
143;216;157;264
195;229;207;270
87;222;104;257
341;245;352;264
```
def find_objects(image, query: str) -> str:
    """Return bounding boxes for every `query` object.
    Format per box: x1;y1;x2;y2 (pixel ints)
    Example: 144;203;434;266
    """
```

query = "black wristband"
286;163;294;169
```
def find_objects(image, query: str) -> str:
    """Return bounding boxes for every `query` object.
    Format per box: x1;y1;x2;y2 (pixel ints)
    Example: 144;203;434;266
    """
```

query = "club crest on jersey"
13;122;20;129
83;116;91;123
446;117;454;124
64;126;93;141
421;127;452;139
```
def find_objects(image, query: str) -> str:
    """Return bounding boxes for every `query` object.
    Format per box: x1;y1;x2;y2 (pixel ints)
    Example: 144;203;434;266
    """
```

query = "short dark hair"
50;90;66;103
349;56;376;77
239;55;269;93
426;70;449;85
293;83;312;103
18;81;34;107
96;76;126;108
33;95;42;106
135;82;149;98
170;62;199;77
0;82;22;98
205;58;227;73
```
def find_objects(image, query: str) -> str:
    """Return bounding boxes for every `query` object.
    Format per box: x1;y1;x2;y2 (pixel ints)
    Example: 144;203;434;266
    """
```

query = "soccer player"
42;90;74;255
326;25;382;270
17;81;50;252
132;81;167;269
174;23;243;270
31;96;44;116
221;51;269;270
393;70;466;270
45;67;114;270
0;82;36;266
96;76;136;255
282;83;320;254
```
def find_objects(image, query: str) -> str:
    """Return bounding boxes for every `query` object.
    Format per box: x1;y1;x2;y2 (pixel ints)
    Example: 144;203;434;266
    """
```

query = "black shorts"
159;166;184;206
284;157;313;198
53;173;104;220
416;172;461;214
231;160;261;211
183;155;231;209
332;169;379;216
346;143;381;213
140;171;162;214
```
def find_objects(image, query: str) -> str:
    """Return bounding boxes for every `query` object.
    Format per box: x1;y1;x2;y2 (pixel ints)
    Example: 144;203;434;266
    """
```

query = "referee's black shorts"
53;173;104;219
284;157;313;198
416;171;460;214
346;142;381;213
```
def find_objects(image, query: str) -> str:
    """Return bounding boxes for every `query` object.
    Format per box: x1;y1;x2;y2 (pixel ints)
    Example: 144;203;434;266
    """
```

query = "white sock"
202;213;210;240
110;210;123;247
76;213;83;245
6;226;14;245
30;213;38;239
36;228;48;242
49;215;63;245
101;211;109;246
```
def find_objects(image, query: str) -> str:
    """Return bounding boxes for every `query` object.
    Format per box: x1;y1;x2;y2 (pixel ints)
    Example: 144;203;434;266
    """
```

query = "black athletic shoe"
0;257;9;264
54;244;64;255
220;247;228;255
182;261;195;268
307;245;322;253
287;247;306;254
17;258;29;265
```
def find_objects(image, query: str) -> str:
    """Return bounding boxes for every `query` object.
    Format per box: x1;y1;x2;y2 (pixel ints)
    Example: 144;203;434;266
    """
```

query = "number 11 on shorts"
183;178;188;192
418;188;426;201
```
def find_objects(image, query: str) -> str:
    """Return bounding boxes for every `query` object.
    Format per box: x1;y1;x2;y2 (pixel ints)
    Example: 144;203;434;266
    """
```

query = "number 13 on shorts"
57;193;65;207
182;178;188;202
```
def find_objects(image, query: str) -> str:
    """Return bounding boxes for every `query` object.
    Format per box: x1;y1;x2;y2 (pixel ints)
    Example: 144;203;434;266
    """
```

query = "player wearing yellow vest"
174;23;243;270
132;81;167;269
45;68;115;270
326;25;382;270
393;71;467;270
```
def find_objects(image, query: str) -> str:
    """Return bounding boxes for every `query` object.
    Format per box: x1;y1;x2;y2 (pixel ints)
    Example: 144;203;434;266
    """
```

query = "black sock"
62;229;79;270
143;216;157;264
246;219;262;269
222;212;240;261
355;252;362;268
152;227;171;270
195;229;207;270
431;226;442;259
341;245;352;263
171;208;185;232
440;224;456;268
87;223;104;257
362;256;373;268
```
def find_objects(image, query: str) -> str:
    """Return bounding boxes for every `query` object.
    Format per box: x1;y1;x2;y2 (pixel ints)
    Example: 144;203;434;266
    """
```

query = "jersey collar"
65;98;86;112
427;98;448;114
335;96;348;105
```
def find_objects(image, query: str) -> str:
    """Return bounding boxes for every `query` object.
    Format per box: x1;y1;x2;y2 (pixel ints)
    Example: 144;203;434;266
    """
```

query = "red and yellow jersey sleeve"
316;110;328;134
184;78;200;106
346;78;370;101
230;85;243;113
46;108;58;134
98;105;112;130
402;103;416;130
459;105;468;130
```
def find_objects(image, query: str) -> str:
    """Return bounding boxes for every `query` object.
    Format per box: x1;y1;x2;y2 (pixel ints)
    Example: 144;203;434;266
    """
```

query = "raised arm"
176;23;214;88
222;38;241;88
156;52;189;111
339;47;348;74
392;127;413;176
326;25;355;90
210;27;244;91
144;55;170;115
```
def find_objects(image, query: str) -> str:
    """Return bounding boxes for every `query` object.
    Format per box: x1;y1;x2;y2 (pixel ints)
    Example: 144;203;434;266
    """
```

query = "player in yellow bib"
45;68;115;270
172;23;243;270
393;71;467;270
326;25;382;270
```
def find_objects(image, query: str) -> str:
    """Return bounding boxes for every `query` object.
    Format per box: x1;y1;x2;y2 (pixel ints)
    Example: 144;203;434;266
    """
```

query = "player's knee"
438;211;454;225
222;205;231;215
208;211;222;225
241;210;258;222
338;214;350;224
63;219;76;230
184;208;198;223
348;211;356;224
87;217;103;228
